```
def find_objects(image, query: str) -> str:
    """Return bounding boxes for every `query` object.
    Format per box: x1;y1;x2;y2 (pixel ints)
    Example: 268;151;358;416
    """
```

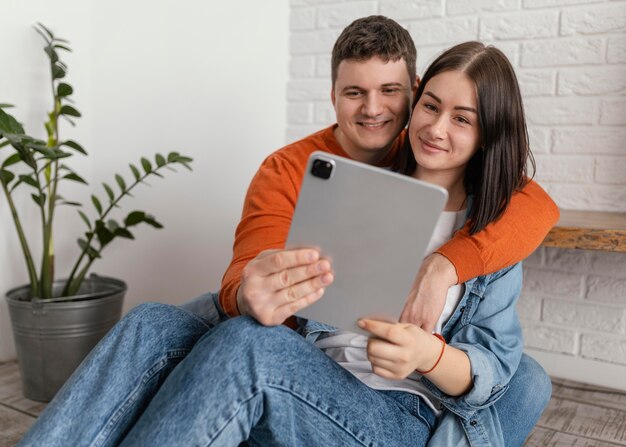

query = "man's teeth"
361;122;385;128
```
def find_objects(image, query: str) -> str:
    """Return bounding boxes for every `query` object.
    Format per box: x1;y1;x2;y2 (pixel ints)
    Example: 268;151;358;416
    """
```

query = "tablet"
287;151;448;334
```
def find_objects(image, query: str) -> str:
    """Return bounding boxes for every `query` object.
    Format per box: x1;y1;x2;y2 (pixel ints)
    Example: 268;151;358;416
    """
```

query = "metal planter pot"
5;275;126;402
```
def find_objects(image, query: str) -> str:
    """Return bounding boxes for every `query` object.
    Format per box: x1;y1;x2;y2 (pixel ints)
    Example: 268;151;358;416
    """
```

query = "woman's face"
409;70;481;177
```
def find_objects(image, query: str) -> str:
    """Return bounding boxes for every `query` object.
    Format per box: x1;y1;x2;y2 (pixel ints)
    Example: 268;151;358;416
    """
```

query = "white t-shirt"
314;209;467;414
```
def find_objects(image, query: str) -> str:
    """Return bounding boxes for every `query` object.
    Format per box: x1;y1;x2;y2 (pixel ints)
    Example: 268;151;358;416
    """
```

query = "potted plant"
0;24;193;402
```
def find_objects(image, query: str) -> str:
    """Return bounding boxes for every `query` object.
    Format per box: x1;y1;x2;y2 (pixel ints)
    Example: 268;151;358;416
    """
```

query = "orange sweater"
219;125;559;317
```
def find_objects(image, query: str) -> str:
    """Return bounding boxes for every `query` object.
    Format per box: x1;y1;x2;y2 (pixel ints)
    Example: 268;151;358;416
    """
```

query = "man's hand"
236;248;334;326
358;319;440;380
399;253;458;332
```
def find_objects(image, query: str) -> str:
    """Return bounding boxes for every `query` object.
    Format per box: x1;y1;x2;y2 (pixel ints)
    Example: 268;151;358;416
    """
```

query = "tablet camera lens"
311;159;334;179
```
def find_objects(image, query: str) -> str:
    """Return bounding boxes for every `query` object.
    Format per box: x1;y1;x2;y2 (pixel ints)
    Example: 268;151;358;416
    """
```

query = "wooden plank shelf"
542;210;626;253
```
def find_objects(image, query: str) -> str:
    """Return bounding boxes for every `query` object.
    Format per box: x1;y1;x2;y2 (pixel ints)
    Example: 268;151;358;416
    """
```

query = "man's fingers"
269;260;331;292
278;272;334;305
251;248;320;277
274;288;326;322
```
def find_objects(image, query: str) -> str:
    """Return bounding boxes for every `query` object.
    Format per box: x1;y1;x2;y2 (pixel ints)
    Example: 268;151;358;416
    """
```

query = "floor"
1;361;625;446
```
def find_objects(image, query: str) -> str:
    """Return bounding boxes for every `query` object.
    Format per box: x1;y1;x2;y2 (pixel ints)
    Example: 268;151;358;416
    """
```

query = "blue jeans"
19;293;550;446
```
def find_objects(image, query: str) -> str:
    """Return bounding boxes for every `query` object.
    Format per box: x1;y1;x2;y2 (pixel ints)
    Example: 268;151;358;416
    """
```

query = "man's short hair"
331;15;417;86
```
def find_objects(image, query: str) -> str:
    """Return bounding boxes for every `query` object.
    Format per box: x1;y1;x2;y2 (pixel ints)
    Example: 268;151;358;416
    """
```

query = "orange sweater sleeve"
219;153;303;317
436;179;560;283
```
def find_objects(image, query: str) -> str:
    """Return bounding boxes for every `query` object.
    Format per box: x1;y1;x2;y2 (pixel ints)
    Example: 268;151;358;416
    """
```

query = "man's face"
332;56;415;164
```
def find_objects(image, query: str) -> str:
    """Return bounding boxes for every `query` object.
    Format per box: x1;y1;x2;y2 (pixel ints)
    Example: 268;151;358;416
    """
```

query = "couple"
21;16;559;447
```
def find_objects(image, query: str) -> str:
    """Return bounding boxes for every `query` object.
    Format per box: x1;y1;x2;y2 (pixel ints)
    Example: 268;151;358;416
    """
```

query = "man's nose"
361;93;384;117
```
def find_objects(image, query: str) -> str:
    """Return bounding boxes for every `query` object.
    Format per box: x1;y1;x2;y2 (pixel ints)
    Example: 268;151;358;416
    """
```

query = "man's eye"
345;91;363;97
382;88;400;95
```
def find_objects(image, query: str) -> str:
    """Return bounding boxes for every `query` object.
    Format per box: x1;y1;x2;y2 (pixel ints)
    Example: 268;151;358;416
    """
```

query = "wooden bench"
541;210;626;253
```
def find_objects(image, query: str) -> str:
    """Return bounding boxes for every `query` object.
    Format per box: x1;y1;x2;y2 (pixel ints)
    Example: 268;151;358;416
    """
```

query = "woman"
20;42;537;447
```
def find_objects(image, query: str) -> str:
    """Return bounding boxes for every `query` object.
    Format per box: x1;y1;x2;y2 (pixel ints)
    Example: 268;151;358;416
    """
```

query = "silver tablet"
287;152;448;334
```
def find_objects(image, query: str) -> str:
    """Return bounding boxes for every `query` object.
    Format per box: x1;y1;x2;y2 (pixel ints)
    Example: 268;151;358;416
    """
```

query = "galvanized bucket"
6;275;126;402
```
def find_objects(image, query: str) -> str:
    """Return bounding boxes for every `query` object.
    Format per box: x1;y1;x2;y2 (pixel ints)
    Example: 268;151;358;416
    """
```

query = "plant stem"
1;181;39;297
63;166;165;296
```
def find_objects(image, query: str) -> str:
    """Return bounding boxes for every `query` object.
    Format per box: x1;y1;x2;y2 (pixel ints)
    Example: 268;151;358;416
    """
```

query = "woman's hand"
399;253;458;332
358;319;441;380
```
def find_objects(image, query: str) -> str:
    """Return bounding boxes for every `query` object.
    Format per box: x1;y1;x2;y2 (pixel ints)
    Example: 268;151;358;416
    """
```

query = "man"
21;16;556;447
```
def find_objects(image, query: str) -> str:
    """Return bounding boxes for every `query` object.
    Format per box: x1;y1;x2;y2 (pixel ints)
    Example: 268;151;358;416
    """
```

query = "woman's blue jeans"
18;293;551;447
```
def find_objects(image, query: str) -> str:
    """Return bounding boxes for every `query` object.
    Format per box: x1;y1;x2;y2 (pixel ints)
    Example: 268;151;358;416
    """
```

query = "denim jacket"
297;261;524;447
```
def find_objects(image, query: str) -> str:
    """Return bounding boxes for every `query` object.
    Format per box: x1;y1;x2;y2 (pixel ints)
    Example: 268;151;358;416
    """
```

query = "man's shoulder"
266;125;338;168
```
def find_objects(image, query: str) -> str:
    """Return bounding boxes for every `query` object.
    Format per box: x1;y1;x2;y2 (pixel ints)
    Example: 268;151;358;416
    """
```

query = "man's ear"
331;87;336;107
413;75;420;96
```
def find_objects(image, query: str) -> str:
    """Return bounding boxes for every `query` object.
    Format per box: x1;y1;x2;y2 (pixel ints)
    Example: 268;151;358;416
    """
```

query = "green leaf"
0;108;25;135
54;43;72;52
59;105;81;117
31;193;46;206
57;83;73;97
61;140;87;155
167;152;180;163
52;63;66;80
129;164;141;181
140;157;152;173
0;169;15;185
103;182;115;201
0;104;14;109
77;238;101;259
114;228;134;239
61;201;81;207
124;211;145;226
95;221;114;246
36;23;55;41
2;153;22;168
19;174;38;188
155;153;166;167
44;45;59;64
0;140;10;149
144;215;163;229
63;172;87;184
78;210;92;230
115;174;126;192
91;195;103;215
60;115;75;126
107;219;120;232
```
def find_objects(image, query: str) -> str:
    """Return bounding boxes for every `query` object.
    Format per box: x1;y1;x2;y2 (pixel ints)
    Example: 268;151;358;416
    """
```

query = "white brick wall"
288;0;626;387
521;247;626;370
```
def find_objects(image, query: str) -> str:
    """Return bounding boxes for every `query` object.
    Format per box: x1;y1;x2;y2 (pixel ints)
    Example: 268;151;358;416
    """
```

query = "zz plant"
0;24;193;300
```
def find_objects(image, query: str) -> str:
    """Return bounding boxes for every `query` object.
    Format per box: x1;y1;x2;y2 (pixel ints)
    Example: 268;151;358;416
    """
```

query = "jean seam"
205;383;371;447
91;350;190;447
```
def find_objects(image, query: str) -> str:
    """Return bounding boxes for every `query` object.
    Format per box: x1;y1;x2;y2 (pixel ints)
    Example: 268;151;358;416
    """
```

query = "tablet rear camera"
311;159;334;179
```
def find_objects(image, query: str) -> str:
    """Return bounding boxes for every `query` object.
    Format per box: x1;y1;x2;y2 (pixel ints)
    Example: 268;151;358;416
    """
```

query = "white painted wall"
0;0;289;360
288;0;626;389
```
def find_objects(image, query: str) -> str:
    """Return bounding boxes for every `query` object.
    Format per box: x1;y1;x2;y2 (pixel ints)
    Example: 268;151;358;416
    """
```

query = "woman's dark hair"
394;41;535;234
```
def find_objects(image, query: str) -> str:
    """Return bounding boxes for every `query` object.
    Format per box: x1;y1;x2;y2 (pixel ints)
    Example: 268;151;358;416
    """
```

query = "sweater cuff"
219;284;242;318
436;236;484;284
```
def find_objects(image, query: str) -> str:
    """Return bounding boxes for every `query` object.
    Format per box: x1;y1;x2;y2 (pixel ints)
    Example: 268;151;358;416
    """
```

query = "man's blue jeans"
19;293;550;446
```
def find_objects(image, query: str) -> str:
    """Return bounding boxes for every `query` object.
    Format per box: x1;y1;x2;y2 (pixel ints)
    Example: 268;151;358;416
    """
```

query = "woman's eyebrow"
425;91;477;113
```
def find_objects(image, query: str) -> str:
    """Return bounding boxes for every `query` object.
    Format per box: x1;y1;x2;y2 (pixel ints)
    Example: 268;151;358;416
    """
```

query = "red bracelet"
417;333;446;375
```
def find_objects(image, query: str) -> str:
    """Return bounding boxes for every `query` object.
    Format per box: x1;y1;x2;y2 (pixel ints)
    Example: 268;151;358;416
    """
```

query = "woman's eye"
456;116;470;125
423;103;437;112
